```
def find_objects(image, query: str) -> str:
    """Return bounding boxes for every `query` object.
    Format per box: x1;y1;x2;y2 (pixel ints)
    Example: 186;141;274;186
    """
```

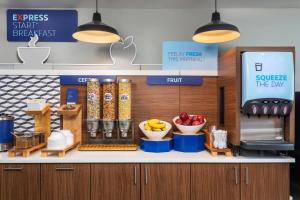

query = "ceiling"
1;0;300;9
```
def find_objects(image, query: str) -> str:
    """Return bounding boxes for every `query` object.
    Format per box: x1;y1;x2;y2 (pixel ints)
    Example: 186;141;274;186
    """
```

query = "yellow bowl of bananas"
139;119;172;141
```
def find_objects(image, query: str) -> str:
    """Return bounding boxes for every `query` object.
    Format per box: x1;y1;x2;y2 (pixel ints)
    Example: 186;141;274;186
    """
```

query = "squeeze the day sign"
7;9;78;42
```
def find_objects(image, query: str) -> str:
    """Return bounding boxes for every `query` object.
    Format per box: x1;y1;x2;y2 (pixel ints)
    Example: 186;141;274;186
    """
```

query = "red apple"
183;119;192;126
196;115;205;124
192;120;201;126
192;115;198;122
179;112;189;122
175;118;183;125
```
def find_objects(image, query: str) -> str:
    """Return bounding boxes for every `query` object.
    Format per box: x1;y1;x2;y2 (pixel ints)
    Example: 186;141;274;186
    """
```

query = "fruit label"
120;94;129;102
104;93;113;101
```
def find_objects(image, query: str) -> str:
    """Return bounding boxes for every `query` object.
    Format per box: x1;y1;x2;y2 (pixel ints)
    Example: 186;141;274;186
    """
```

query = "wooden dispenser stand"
8;104;51;157
41;104;82;157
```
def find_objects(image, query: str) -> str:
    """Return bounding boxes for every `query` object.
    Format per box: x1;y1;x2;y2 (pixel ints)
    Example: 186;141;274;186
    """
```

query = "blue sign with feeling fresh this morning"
147;76;203;85
7;9;78;42
163;41;218;70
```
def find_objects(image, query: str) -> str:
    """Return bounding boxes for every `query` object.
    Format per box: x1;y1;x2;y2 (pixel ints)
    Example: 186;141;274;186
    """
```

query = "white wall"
0;8;299;89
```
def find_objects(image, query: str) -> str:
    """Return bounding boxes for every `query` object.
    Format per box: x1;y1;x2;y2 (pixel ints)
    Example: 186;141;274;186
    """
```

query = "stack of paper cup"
212;130;228;149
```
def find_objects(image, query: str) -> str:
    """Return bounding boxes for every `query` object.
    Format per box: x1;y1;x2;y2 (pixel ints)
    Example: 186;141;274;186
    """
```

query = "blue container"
173;132;205;152
0;114;14;151
140;138;173;153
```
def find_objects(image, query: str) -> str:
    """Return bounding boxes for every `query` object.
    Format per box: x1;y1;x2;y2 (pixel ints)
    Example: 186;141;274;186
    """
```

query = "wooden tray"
78;144;138;151
41;142;80;157
8;143;46;158
205;144;232;157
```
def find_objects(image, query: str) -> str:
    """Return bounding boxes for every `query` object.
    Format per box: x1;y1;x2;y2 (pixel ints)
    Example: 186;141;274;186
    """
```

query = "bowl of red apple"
173;112;206;134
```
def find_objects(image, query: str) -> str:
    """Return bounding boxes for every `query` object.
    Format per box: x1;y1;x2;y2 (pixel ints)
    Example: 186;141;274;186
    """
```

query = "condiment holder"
212;130;228;149
8;104;50;157
204;127;232;157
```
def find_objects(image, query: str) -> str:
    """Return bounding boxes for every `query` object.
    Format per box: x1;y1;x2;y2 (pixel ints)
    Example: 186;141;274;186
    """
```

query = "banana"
144;124;152;131
147;119;160;125
152;128;162;132
144;119;167;132
150;122;166;129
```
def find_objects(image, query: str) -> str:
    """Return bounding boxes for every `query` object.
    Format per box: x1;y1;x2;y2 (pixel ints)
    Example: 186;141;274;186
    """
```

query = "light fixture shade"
72;12;121;43
192;12;240;43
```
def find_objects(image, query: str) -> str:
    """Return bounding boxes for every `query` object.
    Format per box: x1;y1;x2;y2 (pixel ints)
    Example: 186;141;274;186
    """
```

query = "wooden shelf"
0;67;218;76
58;104;82;116
25;104;50;116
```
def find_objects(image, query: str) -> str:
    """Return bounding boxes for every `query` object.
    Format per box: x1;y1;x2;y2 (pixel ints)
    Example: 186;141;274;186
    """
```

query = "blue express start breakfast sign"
7;9;78;42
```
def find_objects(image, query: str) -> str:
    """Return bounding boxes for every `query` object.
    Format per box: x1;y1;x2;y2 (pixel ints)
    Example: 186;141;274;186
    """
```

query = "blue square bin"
140;138;173;153
173;132;205;152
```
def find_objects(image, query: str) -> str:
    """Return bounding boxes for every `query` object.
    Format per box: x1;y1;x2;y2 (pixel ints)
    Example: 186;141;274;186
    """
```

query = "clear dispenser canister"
87;79;100;138
103;79;116;138
118;79;131;120
118;79;132;138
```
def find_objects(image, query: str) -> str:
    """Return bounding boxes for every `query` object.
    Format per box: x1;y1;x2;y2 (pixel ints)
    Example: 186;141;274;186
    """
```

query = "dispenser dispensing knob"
280;105;289;115
271;106;279;115
262;105;269;115
283;106;288;115
251;105;258;115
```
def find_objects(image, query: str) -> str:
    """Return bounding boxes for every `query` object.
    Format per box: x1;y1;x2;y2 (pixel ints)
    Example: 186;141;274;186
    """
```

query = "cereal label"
104;93;113;101
120;94;129;102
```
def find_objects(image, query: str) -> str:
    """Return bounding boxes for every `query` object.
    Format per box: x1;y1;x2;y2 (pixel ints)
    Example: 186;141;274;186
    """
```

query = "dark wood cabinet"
141;164;190;200
191;164;240;200
41;164;90;200
0;164;40;200
91;164;140;200
0;162;291;200
241;163;289;200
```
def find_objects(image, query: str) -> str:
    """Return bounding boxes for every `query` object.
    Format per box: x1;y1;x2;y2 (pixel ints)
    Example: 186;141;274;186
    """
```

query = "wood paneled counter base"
0;163;290;200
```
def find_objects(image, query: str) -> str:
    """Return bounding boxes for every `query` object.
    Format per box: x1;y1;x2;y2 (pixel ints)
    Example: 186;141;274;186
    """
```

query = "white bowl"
139;120;172;141
172;116;206;134
47;132;67;150
17;47;51;64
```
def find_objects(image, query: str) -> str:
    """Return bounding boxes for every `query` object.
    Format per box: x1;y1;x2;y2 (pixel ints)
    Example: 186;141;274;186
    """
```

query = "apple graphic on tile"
110;35;137;66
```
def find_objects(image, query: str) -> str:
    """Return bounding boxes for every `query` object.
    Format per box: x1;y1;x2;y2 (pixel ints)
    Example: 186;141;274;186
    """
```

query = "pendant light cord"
215;0;217;12
96;0;99;13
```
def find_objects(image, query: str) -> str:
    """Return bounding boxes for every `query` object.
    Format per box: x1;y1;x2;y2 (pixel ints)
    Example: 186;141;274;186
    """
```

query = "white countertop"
0;149;295;164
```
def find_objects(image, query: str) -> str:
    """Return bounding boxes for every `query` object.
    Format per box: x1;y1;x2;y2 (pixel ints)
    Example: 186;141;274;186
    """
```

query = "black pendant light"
72;0;121;43
192;0;240;43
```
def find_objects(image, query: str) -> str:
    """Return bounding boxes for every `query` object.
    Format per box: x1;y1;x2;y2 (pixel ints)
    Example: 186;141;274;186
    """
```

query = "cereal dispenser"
87;79;100;138
118;79;132;138
102;79;116;138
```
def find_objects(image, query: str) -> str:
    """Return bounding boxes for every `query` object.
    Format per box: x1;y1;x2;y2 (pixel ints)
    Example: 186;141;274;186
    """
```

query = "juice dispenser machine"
219;47;295;155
